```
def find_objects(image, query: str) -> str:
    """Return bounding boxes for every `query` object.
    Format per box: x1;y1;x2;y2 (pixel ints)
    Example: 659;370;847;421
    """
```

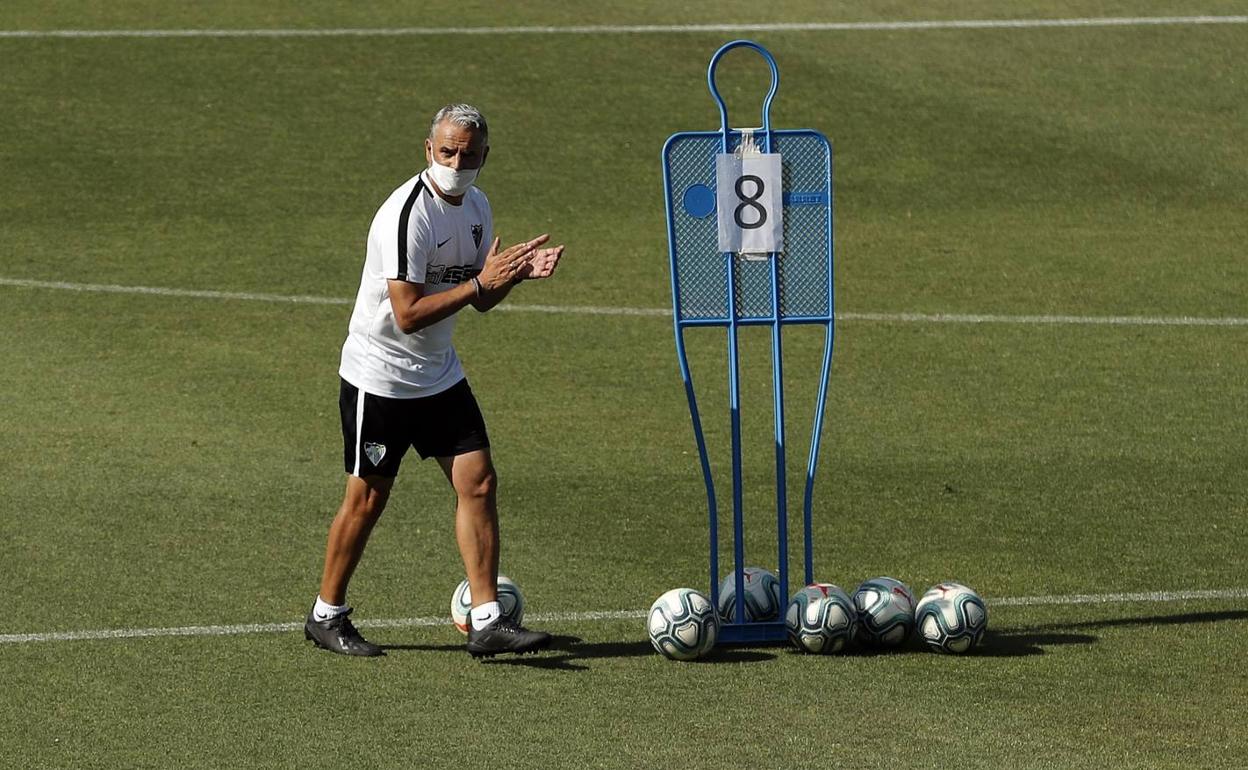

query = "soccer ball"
852;576;916;647
450;575;524;634
647;588;719;661
784;583;857;654
915;582;988;654
717;566;782;622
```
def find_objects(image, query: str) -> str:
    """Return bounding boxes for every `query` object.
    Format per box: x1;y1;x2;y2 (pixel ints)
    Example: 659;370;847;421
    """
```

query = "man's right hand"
478;235;549;291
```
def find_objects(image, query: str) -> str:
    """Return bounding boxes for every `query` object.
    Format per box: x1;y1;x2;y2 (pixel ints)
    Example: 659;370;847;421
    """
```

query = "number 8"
733;175;768;230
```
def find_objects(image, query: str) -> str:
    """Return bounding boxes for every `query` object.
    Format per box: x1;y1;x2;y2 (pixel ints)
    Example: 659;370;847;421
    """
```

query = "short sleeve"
380;179;433;283
397;208;433;283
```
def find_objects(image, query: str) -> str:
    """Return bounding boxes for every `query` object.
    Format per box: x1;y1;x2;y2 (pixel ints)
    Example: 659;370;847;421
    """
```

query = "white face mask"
426;159;479;197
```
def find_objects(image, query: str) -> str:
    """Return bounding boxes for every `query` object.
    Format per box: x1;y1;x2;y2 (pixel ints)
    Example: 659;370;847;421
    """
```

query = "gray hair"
429;103;488;144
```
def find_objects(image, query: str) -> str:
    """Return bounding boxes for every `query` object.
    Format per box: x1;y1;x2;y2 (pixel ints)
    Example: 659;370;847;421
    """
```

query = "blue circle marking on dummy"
683;184;716;219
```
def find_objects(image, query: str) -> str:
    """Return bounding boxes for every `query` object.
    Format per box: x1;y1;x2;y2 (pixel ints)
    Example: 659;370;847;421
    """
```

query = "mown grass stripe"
3;589;1243;645
0;16;1245;39
3;277;1247;327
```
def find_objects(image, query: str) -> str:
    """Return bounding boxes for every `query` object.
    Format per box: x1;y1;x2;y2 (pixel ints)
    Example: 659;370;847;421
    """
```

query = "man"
305;104;564;658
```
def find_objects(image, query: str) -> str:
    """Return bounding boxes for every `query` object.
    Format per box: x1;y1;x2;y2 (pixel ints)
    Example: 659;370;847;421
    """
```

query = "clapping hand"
479;234;564;290
478;234;547;291
515;243;564;281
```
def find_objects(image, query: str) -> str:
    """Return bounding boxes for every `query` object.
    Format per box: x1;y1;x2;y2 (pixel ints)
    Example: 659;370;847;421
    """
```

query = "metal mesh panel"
667;134;728;319
666;129;832;322
775;133;833;318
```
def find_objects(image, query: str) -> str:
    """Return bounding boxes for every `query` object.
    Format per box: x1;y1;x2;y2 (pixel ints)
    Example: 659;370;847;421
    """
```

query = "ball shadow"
828;629;1096;658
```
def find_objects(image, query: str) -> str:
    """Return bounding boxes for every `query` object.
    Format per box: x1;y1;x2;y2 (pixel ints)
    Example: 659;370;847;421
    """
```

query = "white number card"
716;153;784;255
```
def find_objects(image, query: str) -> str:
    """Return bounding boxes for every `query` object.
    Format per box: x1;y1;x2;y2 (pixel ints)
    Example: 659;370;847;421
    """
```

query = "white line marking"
3;276;1247;327
990;588;1248;607
0;277;351;306
835;311;1248;328
1;16;1245;39
2;589;1244;645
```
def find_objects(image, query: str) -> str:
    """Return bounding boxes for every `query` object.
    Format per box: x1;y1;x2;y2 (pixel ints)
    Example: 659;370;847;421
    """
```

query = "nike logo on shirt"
437;236;453;249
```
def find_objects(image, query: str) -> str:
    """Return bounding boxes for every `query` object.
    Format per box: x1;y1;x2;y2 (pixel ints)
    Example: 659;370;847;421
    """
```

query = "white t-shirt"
339;170;493;398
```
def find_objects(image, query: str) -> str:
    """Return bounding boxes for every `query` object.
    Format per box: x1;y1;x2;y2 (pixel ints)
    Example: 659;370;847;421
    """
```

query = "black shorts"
339;378;490;478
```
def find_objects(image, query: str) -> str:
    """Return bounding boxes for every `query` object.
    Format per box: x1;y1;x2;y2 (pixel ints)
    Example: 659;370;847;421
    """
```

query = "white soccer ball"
915;582;988;654
450;575;524;635
647;588;719;661
717;566;782;622
784;583;858;654
852;576;916;647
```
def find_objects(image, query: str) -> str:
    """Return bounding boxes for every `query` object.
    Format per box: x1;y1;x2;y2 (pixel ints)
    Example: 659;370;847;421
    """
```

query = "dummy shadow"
972;628;1097;657
1025;608;1248;632
970;607;1247;657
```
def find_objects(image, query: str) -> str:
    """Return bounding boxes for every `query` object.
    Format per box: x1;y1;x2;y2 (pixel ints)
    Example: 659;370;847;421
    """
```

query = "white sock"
470;600;502;631
313;595;349;622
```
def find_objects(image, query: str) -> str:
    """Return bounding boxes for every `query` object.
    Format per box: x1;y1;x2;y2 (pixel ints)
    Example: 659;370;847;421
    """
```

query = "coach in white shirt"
305;104;564;658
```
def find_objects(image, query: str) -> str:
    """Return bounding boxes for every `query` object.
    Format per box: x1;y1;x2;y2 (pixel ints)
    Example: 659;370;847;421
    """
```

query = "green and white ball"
717;566;782;622
785;583;858;654
852;576;916;647
915;582;988;654
648;588;719;661
450;575;524;635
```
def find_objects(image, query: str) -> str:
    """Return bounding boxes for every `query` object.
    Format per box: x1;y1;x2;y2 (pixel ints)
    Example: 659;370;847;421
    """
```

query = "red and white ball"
785;583;858;654
915;582;988;654
450;575;524;634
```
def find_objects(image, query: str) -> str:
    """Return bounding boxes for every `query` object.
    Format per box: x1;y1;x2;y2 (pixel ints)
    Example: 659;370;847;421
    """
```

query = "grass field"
2;2;1247;768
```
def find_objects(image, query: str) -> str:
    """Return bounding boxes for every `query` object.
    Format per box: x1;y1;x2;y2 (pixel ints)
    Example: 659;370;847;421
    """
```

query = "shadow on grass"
817;629;1097;658
378;609;1247;663
378;642;465;653
377;632;1089;661
479;635;778;671
973;629;1097;657
977;608;1248;656
1024;609;1248;632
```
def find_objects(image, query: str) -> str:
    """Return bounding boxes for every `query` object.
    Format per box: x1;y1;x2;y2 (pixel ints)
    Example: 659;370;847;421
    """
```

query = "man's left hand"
516;245;564;282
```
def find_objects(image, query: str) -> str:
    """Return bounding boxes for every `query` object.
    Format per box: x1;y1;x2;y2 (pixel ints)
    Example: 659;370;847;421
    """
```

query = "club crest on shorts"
472;223;483;248
363;442;386;466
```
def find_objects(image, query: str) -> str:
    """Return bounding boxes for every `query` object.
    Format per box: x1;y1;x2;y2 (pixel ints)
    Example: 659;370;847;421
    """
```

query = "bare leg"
437;449;498;607
318;474;394;605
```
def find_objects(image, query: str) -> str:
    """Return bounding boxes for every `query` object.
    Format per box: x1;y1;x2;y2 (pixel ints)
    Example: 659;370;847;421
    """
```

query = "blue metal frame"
708;39;780;154
662;40;836;644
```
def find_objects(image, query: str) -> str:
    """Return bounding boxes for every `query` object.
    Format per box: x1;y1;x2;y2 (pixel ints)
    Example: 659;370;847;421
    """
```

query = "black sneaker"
466;616;552;658
304;608;384;657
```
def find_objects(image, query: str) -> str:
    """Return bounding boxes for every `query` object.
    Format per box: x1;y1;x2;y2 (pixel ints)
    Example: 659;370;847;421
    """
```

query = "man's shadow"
478;636;778;670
